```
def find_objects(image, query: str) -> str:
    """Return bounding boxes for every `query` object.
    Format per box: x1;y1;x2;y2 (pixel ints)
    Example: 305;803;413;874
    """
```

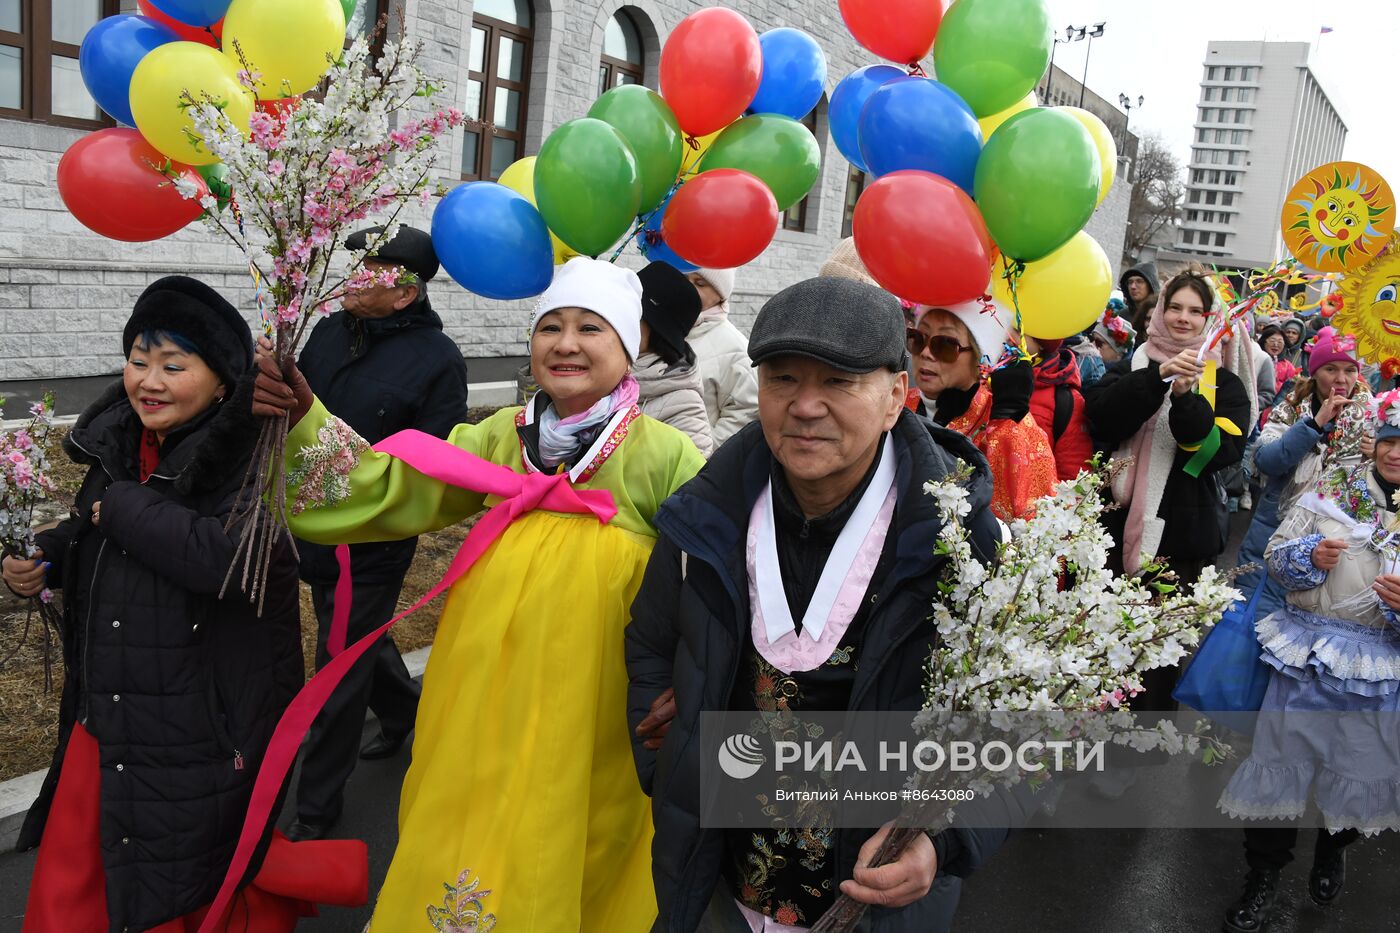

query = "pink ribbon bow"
198;429;617;933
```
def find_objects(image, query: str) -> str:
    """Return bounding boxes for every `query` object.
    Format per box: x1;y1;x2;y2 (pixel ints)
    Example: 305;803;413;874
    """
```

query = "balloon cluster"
834;0;1118;343
432;8;826;301
59;0;350;242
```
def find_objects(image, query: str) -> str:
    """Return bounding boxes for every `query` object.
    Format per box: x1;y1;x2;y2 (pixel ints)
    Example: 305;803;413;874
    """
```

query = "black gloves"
989;359;1034;422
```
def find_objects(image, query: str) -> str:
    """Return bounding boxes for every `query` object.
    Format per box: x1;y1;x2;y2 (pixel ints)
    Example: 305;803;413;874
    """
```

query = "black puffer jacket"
625;411;1033;933
17;381;302;933
296;296;468;585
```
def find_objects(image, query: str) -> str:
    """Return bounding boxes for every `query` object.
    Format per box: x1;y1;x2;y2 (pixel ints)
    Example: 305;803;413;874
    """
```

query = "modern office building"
1175;41;1346;270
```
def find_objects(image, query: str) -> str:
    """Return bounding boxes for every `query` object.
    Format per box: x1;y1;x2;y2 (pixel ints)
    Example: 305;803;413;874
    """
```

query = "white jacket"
634;352;713;457
689;307;759;448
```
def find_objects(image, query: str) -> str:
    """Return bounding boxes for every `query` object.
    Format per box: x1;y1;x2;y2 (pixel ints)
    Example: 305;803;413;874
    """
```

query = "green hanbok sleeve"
283;396;511;545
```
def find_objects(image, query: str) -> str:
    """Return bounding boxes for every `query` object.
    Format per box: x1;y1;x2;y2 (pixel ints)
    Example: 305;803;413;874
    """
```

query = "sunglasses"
907;329;973;364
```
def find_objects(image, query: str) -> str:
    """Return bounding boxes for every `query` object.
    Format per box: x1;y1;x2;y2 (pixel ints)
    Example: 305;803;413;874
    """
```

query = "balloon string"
611;175;686;265
229;190;275;339
1002;258;1032;365
907;63;928;77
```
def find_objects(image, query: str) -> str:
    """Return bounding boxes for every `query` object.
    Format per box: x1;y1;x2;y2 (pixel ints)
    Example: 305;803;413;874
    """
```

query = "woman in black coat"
1083;270;1255;715
5;277;308;933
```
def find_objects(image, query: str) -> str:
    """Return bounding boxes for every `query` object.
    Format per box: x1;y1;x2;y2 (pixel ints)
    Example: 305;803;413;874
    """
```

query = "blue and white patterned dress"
1219;464;1400;835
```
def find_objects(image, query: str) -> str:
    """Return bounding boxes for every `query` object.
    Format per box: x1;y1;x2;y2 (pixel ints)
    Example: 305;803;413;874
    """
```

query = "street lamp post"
1078;23;1106;108
1044;26;1077;103
1118;92;1144;150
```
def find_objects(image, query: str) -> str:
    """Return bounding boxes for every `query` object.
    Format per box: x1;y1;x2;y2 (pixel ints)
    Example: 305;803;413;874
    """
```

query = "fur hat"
123;276;253;388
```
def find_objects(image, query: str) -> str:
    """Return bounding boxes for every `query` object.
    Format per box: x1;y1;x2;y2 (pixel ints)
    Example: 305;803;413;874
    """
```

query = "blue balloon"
79;16;180;127
635;192;698;273
858;77;983;194
829;64;904;173
145;0;231;28
433;183;554;301
748;28;827;121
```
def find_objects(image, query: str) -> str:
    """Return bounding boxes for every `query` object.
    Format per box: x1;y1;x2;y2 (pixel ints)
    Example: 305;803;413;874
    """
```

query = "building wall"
1176;41;1346;270
0;1;1134;383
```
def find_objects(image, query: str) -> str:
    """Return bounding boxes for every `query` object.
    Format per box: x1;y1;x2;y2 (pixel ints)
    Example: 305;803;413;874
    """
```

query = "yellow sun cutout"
1332;234;1400;362
1281;161;1394;273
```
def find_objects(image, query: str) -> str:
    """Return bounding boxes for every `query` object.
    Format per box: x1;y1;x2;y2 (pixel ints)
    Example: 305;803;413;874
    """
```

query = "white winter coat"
689;307;759;448
634;352;714;457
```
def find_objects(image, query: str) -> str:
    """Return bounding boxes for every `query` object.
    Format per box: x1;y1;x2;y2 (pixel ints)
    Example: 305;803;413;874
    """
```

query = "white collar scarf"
753;436;898;645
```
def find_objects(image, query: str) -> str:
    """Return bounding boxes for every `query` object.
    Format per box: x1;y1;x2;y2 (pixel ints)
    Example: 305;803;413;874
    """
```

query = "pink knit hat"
1306;326;1359;375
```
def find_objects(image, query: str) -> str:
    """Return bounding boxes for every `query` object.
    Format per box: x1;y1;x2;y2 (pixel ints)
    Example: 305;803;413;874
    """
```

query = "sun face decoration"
1331;235;1400;362
1281;162;1395;272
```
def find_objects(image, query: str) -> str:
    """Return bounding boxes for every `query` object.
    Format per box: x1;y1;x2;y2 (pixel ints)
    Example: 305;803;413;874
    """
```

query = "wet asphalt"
3;513;1398;932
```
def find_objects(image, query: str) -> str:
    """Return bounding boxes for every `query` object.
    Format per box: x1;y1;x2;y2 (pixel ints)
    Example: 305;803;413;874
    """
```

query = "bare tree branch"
1125;133;1185;260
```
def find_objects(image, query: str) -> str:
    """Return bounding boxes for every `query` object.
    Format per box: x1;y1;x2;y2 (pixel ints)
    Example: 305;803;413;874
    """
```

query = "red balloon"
839;0;945;65
58;128;208;242
256;96;301;118
660;9;763;138
136;0;223;47
662;169;778;268
852;170;994;306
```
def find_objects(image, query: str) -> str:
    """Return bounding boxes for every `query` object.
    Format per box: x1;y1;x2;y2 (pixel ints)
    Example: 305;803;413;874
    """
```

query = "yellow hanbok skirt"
369;510;658;932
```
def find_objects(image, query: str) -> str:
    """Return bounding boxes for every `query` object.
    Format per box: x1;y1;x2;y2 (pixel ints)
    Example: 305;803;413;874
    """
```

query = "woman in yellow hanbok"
256;257;704;931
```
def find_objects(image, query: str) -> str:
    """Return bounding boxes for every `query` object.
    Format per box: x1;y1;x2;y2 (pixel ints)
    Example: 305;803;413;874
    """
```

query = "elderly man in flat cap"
286;225;468;841
626;276;1027;932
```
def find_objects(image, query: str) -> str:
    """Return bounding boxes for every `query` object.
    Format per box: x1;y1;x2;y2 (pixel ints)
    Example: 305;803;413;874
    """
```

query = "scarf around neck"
536;373;640;469
1140;291;1220;366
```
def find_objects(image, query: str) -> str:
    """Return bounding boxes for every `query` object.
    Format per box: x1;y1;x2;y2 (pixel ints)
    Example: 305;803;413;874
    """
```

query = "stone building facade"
0;0;1132;387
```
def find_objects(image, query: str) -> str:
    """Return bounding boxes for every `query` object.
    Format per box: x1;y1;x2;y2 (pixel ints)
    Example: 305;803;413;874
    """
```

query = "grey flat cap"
749;277;906;373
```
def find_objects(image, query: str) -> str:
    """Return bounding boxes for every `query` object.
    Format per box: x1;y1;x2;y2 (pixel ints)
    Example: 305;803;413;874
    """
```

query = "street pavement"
4;512;1399;931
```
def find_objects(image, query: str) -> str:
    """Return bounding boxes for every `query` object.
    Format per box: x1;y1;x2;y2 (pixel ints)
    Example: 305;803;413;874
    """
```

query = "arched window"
2;0;120;127
782;105;820;232
464;0;532;181
598;9;642;96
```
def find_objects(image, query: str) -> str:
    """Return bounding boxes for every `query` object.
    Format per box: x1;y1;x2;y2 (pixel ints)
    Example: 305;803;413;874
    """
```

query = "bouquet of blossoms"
175;26;472;607
812;465;1239;932
0;394;64;683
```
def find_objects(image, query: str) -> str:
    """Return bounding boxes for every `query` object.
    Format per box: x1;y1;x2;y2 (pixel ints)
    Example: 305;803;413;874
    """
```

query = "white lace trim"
1256;611;1400;685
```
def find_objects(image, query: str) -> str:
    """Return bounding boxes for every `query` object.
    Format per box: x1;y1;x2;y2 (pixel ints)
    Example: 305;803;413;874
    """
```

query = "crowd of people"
5;227;1398;933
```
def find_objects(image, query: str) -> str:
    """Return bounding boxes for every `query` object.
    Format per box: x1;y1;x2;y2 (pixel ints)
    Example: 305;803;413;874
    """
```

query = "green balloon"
697;114;821;212
535;118;642;257
973;108;1101;262
933;0;1052;118
196;162;231;213
587;86;683;215
340;0;358;27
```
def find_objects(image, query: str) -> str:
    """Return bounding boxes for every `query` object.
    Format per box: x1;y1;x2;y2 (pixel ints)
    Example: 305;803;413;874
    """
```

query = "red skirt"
24;723;368;933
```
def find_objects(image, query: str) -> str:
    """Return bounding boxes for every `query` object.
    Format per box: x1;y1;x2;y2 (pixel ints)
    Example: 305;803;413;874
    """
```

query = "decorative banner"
1281;161;1394;273
1331;234;1400;363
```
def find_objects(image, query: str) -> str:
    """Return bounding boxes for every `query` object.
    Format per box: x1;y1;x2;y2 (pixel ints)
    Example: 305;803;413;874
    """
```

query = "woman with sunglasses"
908;300;1056;522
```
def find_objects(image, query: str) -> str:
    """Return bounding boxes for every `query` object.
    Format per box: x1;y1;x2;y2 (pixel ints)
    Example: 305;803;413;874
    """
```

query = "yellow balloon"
1061;107;1118;207
129;42;254;166
993;231;1112;340
678;125;727;178
223;0;346;98
977;92;1037;142
498;156;580;265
